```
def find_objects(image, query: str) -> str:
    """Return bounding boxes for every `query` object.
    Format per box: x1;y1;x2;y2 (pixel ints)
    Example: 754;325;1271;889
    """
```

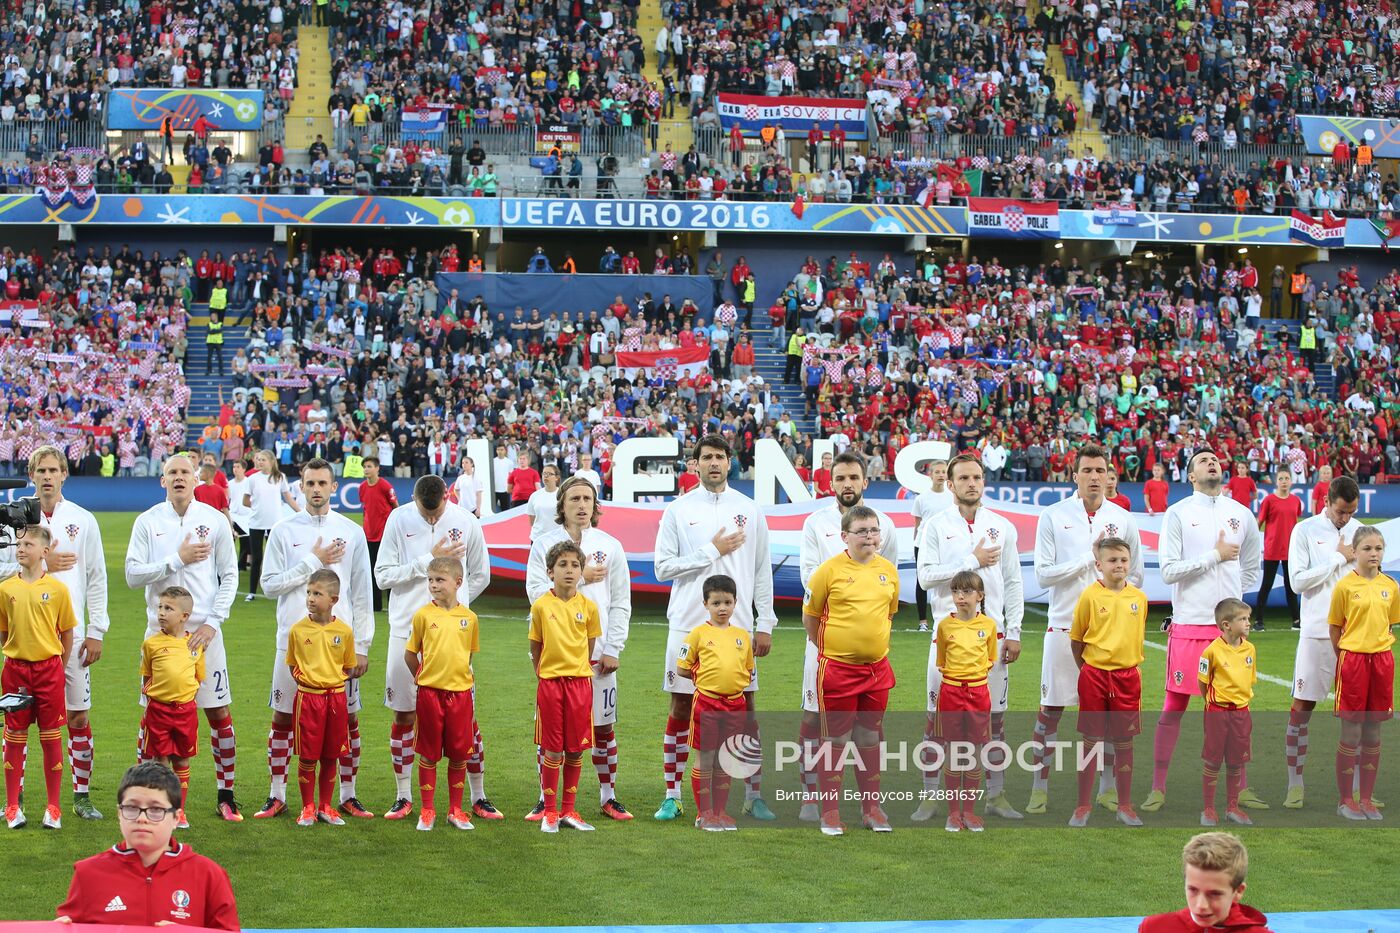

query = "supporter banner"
1091;203;1138;226
717;93;869;140
1059;209;1295;246
539;124;581;152
401;107;448;139
434;272;713;318
1295;114;1400;158
1288;209;1346;247
106;88;264;132
967;198;1060;238
616;346;709;380
0;299;39;325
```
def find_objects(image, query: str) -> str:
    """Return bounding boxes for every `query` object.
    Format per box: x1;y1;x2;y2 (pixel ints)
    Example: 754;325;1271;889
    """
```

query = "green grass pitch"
3;512;1399;927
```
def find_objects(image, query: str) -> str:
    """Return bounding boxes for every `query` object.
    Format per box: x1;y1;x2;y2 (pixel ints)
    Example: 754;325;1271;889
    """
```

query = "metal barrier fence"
284;116;647;162
873;131;1308;172
0;121;107;155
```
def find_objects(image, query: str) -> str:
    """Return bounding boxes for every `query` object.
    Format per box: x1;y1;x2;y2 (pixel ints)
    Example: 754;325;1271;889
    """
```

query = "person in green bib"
206;311;225;375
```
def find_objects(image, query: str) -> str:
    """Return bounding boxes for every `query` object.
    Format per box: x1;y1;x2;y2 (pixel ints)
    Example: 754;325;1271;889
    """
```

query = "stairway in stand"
751;338;817;437
1029;0;1103;160
183;306;253;445
636;0;693;154
286;24;334;152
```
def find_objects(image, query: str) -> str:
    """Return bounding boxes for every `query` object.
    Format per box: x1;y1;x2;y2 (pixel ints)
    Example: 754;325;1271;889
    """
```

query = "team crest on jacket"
171;890;192;919
1246;656;1253;666
878;574;888;584
195;525;210;540
986;527;999;541
592;550;606;564
460;618;470;628
575;611;584;622
735;637;744;648
1227;518;1241;533
733;514;748;529
977;629;986;639
333;538;346;549
1104;523;1119;537
1130;603;1140;612
332;635;342;646
448;528;462;542
64;524;79;541
40;592;50;601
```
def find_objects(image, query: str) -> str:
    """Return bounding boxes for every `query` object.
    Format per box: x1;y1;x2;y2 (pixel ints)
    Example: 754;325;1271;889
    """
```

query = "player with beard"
1144;450;1263;813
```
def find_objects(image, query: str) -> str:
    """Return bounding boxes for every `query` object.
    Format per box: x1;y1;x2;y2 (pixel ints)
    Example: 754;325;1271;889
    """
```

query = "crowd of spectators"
178;236;1399;499
0;244;193;476
0;0;300;135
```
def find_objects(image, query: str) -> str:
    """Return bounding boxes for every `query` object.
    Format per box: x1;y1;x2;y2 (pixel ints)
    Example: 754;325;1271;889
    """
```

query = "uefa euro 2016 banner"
106;88;265;132
717;93;870;140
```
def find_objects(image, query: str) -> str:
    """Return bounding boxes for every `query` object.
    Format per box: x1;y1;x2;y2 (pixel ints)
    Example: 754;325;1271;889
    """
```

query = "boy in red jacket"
1140;832;1273;932
57;762;240;930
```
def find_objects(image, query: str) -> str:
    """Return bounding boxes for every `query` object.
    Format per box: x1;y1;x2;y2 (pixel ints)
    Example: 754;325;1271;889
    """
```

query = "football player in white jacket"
915;453;1024;822
1144;449;1262;813
525;477;632;821
0;446;111;821
253;459;375;821
125;454;240;821
652;435;777;822
1029;445;1143;815
374;475;491;822
1283;475;1363;809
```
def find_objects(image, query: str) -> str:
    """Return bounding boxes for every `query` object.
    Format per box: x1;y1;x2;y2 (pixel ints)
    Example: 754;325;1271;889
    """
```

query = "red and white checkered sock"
1030;709;1061;792
465;721;485;800
68;725;93;795
920;715;941;792
1286;709;1310;789
267;724;293;799
744;721;763;801
389;723;415;800
798;718;820;803
134;725;146;764
985;714;1006;799
338;722;361;803
663;714;689;800
209;714;236;793
593;728;618;804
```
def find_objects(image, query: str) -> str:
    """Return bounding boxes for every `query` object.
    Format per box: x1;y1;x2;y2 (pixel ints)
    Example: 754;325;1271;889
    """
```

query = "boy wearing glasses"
56;762;239;929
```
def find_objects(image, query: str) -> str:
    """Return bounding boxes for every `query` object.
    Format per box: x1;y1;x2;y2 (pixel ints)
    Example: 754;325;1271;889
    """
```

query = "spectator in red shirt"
1253;470;1302;630
1105;466;1132;511
812;451;834;498
1144;463;1171;515
508;453;541;508
193;463;230;516
357;455;399;613
676;456;700;494
1227;461;1257;508
56;762;240;930
1310;464;1333;515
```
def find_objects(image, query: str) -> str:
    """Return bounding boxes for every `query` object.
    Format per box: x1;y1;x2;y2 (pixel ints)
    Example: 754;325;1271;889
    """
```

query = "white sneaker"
797;802;821;822
42;806;61;830
6;806;26;829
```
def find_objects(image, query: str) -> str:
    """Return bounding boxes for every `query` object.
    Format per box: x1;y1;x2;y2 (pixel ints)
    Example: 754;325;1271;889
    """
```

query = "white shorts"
801;639;819;713
269;647;362;715
663;628;757;695
64;647;92;712
137;628;232;710
1040;630;1079;707
592;666;618;727
384;633;418;713
927;639;1009;713
1293;636;1337;703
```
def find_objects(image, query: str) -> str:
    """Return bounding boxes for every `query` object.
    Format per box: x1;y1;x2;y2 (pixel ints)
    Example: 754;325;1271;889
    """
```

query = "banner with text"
968;198;1060;238
717;93;869;140
616;346;709;381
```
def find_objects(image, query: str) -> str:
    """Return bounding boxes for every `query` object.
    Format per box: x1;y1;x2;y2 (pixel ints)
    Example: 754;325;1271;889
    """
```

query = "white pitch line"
1143;637;1294;691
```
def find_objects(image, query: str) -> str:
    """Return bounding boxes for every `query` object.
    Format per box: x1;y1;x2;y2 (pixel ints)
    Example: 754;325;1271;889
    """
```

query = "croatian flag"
616;346;709;381
1288;209;1346;247
1092;203;1138;226
402;107;448;138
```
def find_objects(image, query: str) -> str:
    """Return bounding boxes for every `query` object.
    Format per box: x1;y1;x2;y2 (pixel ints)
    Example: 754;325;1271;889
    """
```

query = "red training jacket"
1139;904;1273;933
57;842;240;930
